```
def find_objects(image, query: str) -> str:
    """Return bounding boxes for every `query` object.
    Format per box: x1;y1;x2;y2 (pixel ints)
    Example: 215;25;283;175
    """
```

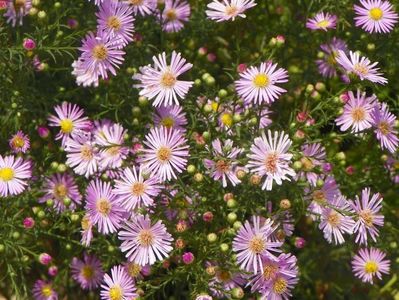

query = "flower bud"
279;199;291;210
202;211;213;222
207;233;217;243
182;252;194;264
23;38;36;50
39;253;52;265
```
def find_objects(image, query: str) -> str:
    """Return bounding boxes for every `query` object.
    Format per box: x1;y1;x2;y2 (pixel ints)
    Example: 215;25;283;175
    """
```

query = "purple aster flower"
336;50;387;84
371;102;399;153
206;0;257;22
208;267;245;298
4;0;32;26
319;196;355;244
9;130;30;153
351;188;384;245
306;12;337;31
85;179;126;234
352;248;390;284
32;280;57;300
335;90;377;133
203;138;243;187
297;143;326;187
159;0;190;33
96;0;135;48
100;265;137;300
133;51;193;107
118;214;173;266
48;102;91;147
316;38;348;78
123;262;151;280
81;214;94;247
153;105;187;132
258;107;273;129
141;126;189;181
39;173;82;213
126;0;157;16
113;165;163;211
0;155;31;197
233;216;283;274
354;0;399;33
247;130;295;191
70;253;104;290
235;61;288;105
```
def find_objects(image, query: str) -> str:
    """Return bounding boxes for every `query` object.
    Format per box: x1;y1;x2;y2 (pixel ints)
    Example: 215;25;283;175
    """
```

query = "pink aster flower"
0;155;31;197
247;130;295;191
9;130;30;153
100;265;137;300
208;267;245;298
159;0;190;33
233;216;283;274
97;0;135;48
85;179;126;234
113;165;163;211
153;105;187;132
4;0;32;26
336;50;387;84
39;173;82;213
297;143;326;187
71;253;104;290
206;0;257;22
48;102;91;147
125;0;157;16
352;248;390;283
306;12;337;31
203;138;243;187
351;188;384;245
335;90;377;133
141;126;189;181
81;214;94;247
133;51;193;107
32;279;57;300
235;61;288;105
319;196;355;245
316;38;348;78
118;214;173;266
371;102;399;153
354;0;399;33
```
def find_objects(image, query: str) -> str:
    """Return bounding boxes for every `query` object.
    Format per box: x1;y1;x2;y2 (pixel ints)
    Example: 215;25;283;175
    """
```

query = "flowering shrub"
0;0;399;299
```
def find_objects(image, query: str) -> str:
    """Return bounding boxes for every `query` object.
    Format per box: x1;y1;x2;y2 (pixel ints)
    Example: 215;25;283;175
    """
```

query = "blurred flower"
206;0;257;22
316;38;348;78
352;248;390;283
100;265;137;300
296;143;326;187
153;105;187;132
371;102;398;153
4;0;32;26
126;0;157;16
306;12;337;31
32;280;57;300
159;0;191;33
9;130;30;153
0;155;31;197
71;253;104;290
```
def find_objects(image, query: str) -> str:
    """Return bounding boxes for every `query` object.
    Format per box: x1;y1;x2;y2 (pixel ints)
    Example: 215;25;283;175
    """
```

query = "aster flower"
100;265;137;300
141;126;189;181
235;61;288;105
371;102;399;153
351;188;384;245
316;38;348;78
48;102;91;147
133;51;193;107
32;280;57;300
159;0;191;33
354;0;399;33
336;50;387;84
81;214;94;247
153;105;187;132
319;196;355;244
123;262;151;280
113;165;163;211
206;0;257;22
118;214;173;266
297;143;326;186
247;130;295;191
4;0;32;26
97;0;135;48
335;90;377;133
306;12;337;31
125;0;157;16
85;179;126;234
39;173;82;213
70;253;104;290
208;267;245;298
203;138;243;187
233;216;283;274
352;248;390;283
9;130;30;153
0;155;31;197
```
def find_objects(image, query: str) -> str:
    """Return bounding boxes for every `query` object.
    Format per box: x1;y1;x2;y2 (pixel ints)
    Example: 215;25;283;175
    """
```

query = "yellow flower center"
161;117;175;128
53;183;68;199
220;113;233;127
312;190;326;204
14;0;26;10
211;101;219;112
378;121;390;135
316;19;330;28
107;146;121;157
165;9;177;20
301;157;314;171
216;160;230;172
216;270;232;282
127;262;142;277
369;7;383;21
157;146;172;162
60;118;74;133
81;265;94;280
351;107;366;122
263;263;278;280
41;285;53;297
364;261;379;274
131;182;146;196
96;198;111;215
81;215;91;230
248;236;265;254
353;63;369;76
273;277;288;294
109;285;123;300
327;211;341;227
359;209;374;227
253;74;270;88
264;152;278;174
138;229;154;246
107;16;121;30
92;45;108;61
161;71;176;87
129;0;143;5
225;5;238;17
11;136;25;148
327;51;338;66
0;167;14;182
81;145;94;161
